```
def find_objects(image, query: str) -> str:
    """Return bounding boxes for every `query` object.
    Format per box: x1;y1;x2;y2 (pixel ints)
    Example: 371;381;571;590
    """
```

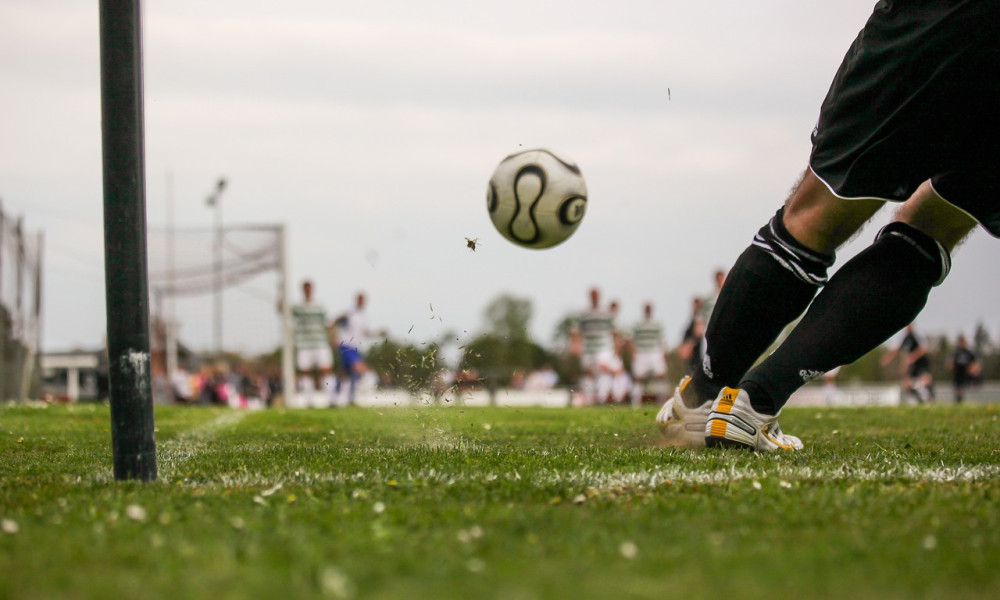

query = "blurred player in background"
570;287;616;406
630;302;669;407
607;299;632;404
881;323;935;404
660;1;998;450
334;292;370;407
291;280;335;405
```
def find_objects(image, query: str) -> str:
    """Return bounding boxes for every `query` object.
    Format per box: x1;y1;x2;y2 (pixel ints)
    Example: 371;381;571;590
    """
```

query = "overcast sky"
2;0;996;359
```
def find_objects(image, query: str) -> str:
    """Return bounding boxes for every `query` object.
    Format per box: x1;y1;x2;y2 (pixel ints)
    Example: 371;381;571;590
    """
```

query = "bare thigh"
894;180;978;252
784;169;979;256
782;169;885;255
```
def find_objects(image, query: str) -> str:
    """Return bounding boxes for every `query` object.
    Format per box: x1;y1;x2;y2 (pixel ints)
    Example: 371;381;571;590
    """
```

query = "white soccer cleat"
656;376;712;448
704;387;803;451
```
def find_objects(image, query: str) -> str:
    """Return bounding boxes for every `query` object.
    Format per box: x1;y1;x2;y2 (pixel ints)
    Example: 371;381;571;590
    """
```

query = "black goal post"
99;0;157;481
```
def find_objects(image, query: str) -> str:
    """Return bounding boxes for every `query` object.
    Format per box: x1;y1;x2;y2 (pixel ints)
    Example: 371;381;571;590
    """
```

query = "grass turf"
1;401;999;599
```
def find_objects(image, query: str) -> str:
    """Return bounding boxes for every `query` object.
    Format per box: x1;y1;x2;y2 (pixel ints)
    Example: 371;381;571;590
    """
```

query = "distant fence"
0;201;43;400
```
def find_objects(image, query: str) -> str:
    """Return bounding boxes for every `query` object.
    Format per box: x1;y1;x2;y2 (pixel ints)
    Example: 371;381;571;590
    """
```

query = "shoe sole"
659;420;708;448
704;436;753;449
706;415;801;451
704;414;757;449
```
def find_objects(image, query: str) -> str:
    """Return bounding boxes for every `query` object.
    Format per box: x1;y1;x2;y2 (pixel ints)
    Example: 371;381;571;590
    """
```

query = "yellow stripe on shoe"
709;419;728;438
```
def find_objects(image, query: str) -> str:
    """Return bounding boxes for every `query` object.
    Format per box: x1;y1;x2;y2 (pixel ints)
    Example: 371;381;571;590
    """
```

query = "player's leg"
734;183;975;419
923;371;936;403
346;354;367;405
333;344;350;407
342;349;362;406
629;361;644;407
900;374;917;404
579;376;595;406
912;371;932;404
954;376;966;404
596;367;614;405
664;170;880;448
687;169;883;406
651;354;670;405
615;370;632;404
628;355;645;407
705;0;995;449
907;373;926;405
630;375;645;408
320;369;337;406
578;354;597;406
295;348;316;393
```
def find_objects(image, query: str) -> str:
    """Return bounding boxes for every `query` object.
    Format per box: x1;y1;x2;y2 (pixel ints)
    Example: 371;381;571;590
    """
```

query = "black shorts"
809;0;1000;237
907;356;931;379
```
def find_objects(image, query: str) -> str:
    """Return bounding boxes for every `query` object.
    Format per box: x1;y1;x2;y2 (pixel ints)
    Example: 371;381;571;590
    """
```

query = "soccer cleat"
656;376;712;448
704;387;803;451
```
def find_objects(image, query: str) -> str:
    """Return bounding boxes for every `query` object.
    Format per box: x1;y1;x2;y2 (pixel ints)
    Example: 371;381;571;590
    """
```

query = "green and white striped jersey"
633;320;663;353
292;302;329;350
577;310;615;355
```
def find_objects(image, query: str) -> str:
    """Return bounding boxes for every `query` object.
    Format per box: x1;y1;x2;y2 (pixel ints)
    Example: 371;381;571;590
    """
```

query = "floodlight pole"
206;178;226;356
165;171;178;379
99;0;157;481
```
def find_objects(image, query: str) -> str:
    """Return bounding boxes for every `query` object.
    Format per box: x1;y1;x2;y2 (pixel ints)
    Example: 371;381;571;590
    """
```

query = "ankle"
742;381;779;415
687;375;719;408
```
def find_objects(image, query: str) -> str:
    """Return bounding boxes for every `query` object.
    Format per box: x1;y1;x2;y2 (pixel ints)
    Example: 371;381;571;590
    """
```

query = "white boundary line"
157;410;248;472
163;460;1000;490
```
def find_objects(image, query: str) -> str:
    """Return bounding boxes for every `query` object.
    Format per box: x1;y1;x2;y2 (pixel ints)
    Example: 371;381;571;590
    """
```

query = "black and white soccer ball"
486;148;587;249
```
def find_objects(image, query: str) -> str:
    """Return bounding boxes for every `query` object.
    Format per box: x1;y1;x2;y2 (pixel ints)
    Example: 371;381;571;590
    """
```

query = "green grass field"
2;401;999;599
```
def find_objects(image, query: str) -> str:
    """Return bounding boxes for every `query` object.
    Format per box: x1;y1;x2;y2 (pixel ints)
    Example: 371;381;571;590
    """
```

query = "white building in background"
40;349;106;402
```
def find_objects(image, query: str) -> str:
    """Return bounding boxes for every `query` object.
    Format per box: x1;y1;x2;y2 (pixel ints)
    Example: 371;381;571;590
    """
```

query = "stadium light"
206;177;226;355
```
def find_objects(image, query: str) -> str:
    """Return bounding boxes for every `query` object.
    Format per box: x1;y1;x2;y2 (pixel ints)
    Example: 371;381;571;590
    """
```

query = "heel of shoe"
704;414;756;449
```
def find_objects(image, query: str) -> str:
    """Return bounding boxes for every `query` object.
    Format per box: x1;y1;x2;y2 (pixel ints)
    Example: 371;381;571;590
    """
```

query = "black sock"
691;208;829;404
691;249;820;402
742;222;950;414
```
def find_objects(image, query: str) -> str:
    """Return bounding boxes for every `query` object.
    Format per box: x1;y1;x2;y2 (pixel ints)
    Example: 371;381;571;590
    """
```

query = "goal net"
146;224;293;401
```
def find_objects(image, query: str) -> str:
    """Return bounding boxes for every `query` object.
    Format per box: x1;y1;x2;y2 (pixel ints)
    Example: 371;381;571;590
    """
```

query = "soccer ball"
486;148;587;249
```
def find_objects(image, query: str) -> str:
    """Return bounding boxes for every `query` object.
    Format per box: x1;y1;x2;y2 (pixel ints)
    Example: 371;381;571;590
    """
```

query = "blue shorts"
338;343;363;372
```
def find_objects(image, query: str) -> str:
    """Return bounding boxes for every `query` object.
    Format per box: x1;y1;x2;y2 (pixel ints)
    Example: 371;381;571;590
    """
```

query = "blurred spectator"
525;365;559;391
